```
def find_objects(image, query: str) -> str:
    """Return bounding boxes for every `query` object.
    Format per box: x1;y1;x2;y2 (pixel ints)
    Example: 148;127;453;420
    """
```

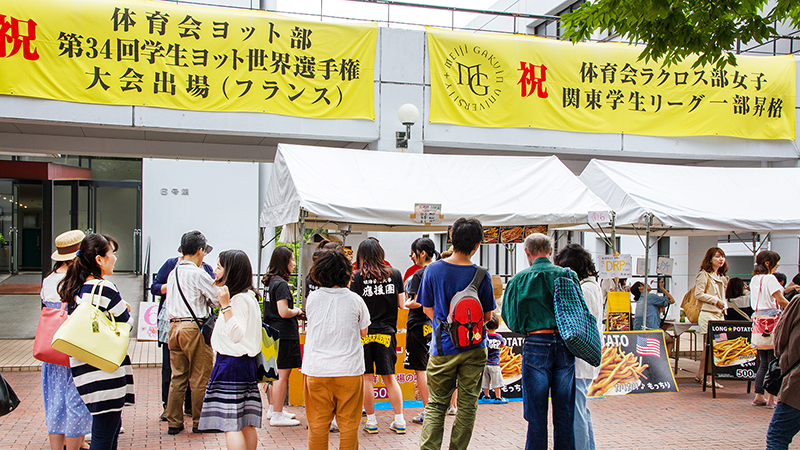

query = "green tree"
561;0;800;68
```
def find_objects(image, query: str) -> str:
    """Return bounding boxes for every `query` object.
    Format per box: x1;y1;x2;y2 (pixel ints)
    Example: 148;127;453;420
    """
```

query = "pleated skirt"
198;354;262;432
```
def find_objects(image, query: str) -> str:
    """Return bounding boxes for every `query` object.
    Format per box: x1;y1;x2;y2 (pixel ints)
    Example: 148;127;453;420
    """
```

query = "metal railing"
174;0;557;34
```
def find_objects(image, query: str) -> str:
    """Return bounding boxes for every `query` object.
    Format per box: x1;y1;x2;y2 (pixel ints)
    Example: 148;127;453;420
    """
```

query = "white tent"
259;144;611;231
578;159;800;236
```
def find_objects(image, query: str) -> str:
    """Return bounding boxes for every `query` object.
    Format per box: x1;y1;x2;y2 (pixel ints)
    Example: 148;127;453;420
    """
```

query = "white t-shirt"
750;274;782;311
301;287;371;378
41;272;65;306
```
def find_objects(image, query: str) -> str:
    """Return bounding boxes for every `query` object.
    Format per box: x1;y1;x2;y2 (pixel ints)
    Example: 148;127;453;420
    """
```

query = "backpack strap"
470;267;488;291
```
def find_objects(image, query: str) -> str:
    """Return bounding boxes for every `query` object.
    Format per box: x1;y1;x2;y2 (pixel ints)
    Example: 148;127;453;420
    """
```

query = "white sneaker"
363;419;378;434
411;411;425;424
270;415;301;427
330;422;339;433
266;410;296;420
446;406;457;416
85;434;91;442
390;420;406;434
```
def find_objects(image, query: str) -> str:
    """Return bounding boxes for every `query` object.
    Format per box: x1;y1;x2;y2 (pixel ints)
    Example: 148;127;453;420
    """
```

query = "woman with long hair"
198;250;262;449
303;249;370;450
58;233;134;450
751;250;789;407
403;238;440;424
725;277;752;321
554;243;603;450
350;238;406;434
262;246;303;427
41;230;91;450
694;247;729;388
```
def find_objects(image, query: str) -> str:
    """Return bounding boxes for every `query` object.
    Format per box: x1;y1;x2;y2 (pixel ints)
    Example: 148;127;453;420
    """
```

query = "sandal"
752;399;767;406
704;380;723;389
694;377;703;384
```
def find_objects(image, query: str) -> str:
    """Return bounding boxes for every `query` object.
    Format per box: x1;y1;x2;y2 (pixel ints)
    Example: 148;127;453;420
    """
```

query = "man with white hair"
502;233;578;450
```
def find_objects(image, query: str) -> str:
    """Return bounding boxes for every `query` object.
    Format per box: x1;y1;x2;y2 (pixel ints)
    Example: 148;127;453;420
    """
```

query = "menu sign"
709;321;756;380
590;331;678;396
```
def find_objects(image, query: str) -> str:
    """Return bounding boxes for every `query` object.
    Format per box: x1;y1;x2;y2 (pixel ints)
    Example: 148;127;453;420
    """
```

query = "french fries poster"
709;321;757;380
497;333;525;398
590;331;677;396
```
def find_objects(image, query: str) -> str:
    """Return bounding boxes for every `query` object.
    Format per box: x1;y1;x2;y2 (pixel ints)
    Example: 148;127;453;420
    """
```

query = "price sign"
636;258;651;276
413;203;442;224
597;255;632;279
588;210;612;227
656;257;674;275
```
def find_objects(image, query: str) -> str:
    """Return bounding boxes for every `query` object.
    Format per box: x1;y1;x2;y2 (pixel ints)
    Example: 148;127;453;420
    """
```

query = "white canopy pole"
642;213;652;330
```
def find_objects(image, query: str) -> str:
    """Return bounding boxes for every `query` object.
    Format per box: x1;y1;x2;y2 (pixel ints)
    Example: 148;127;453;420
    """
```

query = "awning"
576;159;800;236
260;144;611;232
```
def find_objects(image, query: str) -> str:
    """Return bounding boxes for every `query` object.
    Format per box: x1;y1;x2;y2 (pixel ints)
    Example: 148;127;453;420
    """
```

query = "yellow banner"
0;0;376;119
428;29;796;140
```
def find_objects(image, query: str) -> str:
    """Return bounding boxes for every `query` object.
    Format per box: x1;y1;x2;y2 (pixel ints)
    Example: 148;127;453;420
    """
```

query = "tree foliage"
560;0;800;69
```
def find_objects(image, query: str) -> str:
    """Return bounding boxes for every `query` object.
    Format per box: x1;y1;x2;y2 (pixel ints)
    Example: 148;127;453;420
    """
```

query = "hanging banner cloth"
427;28;796;140
0;0;377;119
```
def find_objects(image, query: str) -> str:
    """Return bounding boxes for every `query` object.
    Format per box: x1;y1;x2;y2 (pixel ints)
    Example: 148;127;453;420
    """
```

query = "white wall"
143;159;260;295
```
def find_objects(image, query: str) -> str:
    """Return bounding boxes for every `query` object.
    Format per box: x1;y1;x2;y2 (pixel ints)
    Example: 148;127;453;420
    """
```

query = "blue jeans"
522;333;576;450
767;402;800;449
89;411;121;450
574;378;595;450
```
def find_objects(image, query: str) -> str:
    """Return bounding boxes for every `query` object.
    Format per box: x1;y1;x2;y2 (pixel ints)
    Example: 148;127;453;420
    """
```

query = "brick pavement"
0;368;796;450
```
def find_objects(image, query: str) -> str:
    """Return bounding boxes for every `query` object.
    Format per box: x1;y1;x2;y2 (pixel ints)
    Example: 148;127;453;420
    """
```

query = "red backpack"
436;267;488;354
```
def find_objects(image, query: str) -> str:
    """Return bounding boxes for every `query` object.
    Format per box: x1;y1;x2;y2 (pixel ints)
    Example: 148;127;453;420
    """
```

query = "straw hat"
51;230;86;261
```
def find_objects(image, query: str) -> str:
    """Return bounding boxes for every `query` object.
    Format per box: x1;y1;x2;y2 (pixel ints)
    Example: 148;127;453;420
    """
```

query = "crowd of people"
34;220;800;450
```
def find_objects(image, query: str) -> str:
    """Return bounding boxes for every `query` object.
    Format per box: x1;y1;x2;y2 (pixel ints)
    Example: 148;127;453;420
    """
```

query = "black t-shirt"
350;268;404;334
406;267;431;330
304;274;320;297
264;276;299;340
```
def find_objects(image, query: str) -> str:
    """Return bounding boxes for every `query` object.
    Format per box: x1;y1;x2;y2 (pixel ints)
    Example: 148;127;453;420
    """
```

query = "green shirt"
502;257;579;335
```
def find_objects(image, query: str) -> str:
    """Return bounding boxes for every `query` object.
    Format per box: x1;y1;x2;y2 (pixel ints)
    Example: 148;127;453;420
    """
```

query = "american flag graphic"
636;336;661;357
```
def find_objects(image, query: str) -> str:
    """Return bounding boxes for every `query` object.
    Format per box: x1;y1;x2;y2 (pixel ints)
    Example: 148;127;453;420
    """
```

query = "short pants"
363;333;397;375
482;365;504;389
404;324;432;371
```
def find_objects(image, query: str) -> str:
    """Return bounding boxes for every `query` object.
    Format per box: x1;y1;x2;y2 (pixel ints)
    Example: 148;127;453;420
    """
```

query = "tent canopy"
260;144;611;232
578;159;800;236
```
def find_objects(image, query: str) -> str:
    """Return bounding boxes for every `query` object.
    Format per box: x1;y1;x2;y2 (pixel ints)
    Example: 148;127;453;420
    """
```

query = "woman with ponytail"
58;233;134;450
403;238;440;424
751;250;789;407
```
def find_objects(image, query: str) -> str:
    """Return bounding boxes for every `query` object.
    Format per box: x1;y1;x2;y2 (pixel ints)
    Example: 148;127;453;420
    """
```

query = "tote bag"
33;302;70;366
554;276;602;367
51;281;132;373
256;323;280;383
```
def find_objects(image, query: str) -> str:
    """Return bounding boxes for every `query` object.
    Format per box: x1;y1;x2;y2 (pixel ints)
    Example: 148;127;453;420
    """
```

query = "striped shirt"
70;279;135;415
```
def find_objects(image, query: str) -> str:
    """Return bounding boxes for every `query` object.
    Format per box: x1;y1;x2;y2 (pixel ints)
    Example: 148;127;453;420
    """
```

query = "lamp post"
396;103;420;150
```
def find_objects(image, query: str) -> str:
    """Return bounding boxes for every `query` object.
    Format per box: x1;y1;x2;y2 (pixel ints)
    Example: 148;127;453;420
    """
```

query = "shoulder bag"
765;356;800;397
752;276;780;350
681;272;711;324
554;276;602;367
0;373;20;417
51;280;132;373
175;264;216;346
256;322;280;383
33;302;70;366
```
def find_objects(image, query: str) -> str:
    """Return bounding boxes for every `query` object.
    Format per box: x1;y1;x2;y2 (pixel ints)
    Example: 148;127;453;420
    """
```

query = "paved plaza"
0;367;795;450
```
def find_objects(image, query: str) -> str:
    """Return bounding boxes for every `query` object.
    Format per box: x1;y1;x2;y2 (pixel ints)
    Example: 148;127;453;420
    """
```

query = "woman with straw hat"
40;229;92;450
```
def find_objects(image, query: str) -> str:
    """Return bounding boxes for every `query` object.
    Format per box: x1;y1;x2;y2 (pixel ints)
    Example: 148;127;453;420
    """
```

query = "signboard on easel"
703;321;755;398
